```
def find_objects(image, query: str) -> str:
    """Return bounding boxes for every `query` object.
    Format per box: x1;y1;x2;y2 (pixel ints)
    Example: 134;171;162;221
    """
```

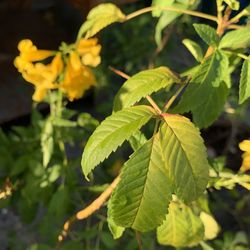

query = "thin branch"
56;176;120;249
109;66;162;114
126;6;218;22
135;231;143;250
163;84;186;112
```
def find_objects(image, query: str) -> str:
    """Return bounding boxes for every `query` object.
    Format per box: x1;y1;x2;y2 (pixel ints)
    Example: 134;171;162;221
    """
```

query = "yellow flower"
239;140;250;172
22;53;64;102
76;38;101;67
14;39;53;72
61;51;96;101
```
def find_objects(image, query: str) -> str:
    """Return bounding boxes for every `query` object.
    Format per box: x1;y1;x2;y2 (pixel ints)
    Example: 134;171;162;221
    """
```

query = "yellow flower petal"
70;51;82;70
239;140;250;152
239;140;250;173
14;39;53;73
32;87;48;102
61;55;96;101
76;38;101;67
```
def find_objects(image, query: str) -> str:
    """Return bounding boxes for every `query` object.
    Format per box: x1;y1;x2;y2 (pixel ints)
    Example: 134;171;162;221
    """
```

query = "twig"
56;176;120;249
126;6;218;22
109;66;162;114
135;231;143;250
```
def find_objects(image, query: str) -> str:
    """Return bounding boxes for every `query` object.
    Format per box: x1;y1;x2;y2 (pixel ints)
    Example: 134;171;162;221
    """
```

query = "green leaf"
77;3;126;39
81;105;157;178
154;1;197;46
182;38;204;62
152;0;175;17
239;59;250;104
128;131;147;151
192;50;229;87
109;135;172;232
219;28;250;50
157;201;204;247
224;0;240;10
173;50;230;128
52;117;77;127
41;118;54;168
113;67;180;112
200;212;220;240
107;200;125;239
193;24;219;47
161;114;209;202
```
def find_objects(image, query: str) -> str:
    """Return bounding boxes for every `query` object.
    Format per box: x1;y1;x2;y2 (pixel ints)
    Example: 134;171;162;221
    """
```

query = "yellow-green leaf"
200;212;220;240
109;135;172;232
160;114;209;202
81;105;156;179
113;67;180;112
157;201;204;247
77;3;126;39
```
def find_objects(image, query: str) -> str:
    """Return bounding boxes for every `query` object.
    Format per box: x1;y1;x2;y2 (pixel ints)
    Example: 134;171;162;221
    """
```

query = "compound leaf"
109;135;172;232
81;105;156;178
160;114;209;202
193;24;219;47
239;59;250;104
78;3;126;39
157;201;204;247
113;67;180;112
219;28;250;50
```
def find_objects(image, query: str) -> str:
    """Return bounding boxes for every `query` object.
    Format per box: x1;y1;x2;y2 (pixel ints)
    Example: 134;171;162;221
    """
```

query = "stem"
126;6;218;22
56;176;120;249
109;66;162;114
163;84;186;112
135;231;143;250
229;8;249;24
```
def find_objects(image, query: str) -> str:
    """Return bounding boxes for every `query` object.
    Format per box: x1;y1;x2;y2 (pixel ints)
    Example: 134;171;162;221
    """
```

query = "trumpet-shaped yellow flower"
61;51;96;101
22;53;64;102
76;38;101;67
14;39;53;72
239;140;250;172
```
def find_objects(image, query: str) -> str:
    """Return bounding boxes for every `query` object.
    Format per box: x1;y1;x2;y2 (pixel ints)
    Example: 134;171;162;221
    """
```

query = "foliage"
0;0;250;249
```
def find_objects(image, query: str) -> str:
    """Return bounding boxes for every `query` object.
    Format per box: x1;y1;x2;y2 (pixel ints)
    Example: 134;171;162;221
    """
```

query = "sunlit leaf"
239;59;250;104
157;201;204;247
219;28;250;50
182;38;204;62
161;114;209;202
81;105;157;179
77;3;126;39
113;67;180;112
109;135;172;232
200;212;220;240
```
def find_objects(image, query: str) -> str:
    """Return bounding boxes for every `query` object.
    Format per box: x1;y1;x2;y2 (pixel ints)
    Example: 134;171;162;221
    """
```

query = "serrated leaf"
200;212;220;240
193;24;219;47
192;50;229;87
81;105;157;178
113;67;180;112
161;115;209;201
219;28;250;50
239;59;250;104
109;135;172;232
224;0;240;10
77;3;126;39
182;38;204;62
152;0;175;17
173;50;230;128
41;118;54;168
157;201;204;247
